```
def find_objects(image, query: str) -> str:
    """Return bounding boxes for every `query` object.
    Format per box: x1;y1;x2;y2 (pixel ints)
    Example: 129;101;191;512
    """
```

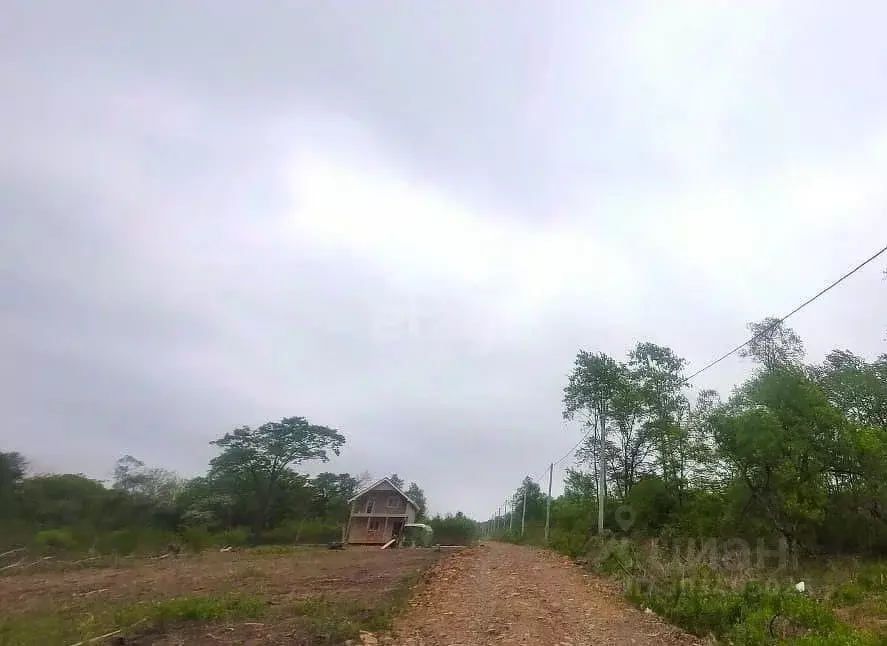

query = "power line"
683;242;887;383
516;240;887;489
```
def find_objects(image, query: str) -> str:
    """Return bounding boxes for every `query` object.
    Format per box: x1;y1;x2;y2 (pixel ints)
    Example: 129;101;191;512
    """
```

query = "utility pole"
545;462;553;543
521;484;527;536
598;414;606;534
509;498;514;532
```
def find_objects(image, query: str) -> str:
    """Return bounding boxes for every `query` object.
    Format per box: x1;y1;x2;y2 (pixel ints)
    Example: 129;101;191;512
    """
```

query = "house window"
365;498;375;514
387;495;400;509
368;518;381;533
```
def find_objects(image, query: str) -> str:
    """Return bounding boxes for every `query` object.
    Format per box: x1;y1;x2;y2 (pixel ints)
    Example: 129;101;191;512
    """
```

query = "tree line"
0;416;440;552
497;318;887;557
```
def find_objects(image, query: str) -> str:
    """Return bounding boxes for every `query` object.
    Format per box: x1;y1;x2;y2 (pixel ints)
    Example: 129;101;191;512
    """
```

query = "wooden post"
598;414;606;534
521;486;527;536
545;462;553;543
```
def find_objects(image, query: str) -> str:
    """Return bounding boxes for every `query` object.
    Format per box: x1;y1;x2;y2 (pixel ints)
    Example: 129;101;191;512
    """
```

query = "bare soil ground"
0;547;444;645
3;543;704;645
392;542;701;646
1;547;440;614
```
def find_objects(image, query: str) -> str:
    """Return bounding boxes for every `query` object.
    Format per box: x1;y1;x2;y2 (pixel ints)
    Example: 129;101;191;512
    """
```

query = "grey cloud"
2;2;887;519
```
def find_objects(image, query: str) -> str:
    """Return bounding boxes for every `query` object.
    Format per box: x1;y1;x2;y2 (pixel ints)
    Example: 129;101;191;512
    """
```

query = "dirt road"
391;542;699;646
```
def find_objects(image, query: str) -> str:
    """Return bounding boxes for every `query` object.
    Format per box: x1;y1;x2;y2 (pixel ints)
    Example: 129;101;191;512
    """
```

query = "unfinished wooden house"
344;477;419;546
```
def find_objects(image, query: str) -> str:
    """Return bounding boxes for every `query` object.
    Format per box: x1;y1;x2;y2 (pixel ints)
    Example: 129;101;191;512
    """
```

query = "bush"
34;529;77;551
180;525;212;552
216;527;251;547
831;582;866;605
259;519;341;545
548;527;589;558
429;513;477;545
582;537;879;644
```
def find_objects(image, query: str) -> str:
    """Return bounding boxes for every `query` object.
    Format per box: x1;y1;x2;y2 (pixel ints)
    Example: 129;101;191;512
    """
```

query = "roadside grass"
583;537;887;645
496;529;887;644
0;594;268;646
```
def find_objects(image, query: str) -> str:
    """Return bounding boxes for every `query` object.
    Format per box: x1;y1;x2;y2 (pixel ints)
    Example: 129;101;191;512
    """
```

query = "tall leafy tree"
563;468;597;500
0;451;27;517
113;455;183;506
405;482;428;519
815;350;887;428
510;476;547;527
606;372;651;497
209;416;345;530
712;370;846;549
628;342;689;500
311;472;359;519
564;351;624;524
739;317;805;372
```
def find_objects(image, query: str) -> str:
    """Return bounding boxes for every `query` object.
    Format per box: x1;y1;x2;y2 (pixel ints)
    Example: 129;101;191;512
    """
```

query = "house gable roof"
348;477;418;509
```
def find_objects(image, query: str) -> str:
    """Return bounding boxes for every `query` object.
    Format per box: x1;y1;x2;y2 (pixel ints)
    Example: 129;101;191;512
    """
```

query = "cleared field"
0;546;446;645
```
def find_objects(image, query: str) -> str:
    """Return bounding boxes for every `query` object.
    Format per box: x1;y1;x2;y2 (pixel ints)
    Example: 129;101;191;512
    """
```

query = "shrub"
34;529;77;551
429;514;477;545
180;526;212;552
215;527;250;547
260;519;340;545
548;527;589;558
832;582;866;605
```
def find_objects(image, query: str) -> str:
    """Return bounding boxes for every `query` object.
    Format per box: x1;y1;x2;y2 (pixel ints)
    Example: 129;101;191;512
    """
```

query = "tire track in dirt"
391;542;700;645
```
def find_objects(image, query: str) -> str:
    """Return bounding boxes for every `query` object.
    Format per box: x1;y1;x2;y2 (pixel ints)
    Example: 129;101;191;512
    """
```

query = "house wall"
346;481;418;544
347;515;408;544
351;490;410;516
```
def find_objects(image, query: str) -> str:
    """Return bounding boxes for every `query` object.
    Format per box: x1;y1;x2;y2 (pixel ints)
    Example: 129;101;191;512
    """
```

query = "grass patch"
287;563;433;644
247;544;320;556
628;575;879;645
565;537;887;645
0;594;267;646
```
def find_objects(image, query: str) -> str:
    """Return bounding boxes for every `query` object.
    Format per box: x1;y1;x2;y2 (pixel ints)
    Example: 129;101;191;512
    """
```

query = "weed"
0;595;267;646
285;568;428;644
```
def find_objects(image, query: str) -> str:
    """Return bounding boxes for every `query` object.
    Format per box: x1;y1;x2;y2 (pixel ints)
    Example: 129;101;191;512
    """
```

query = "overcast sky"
2;2;886;519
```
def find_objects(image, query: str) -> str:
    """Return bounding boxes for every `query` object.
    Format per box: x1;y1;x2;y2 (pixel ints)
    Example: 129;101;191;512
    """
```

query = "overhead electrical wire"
498;240;887;506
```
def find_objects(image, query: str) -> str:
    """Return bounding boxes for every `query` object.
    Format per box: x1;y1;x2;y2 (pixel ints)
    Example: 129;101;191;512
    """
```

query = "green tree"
387;473;405;489
628;342;689;501
816;349;887;428
0;451;27;517
739;317;805;372
19;474;111;528
712;370;846;549
406;482;428;519
209;416;345;530
310;472;359;519
606;371;650;497
113;455;183;506
563;468;596;500
429;512;477;545
510;476;547;527
564;351;624;526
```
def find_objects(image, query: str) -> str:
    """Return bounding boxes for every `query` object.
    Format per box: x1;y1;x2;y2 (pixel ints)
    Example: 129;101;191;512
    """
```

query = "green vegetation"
0;594;267;646
429;512;478;545
491;318;887;642
1;415;454;557
287;567;427;644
